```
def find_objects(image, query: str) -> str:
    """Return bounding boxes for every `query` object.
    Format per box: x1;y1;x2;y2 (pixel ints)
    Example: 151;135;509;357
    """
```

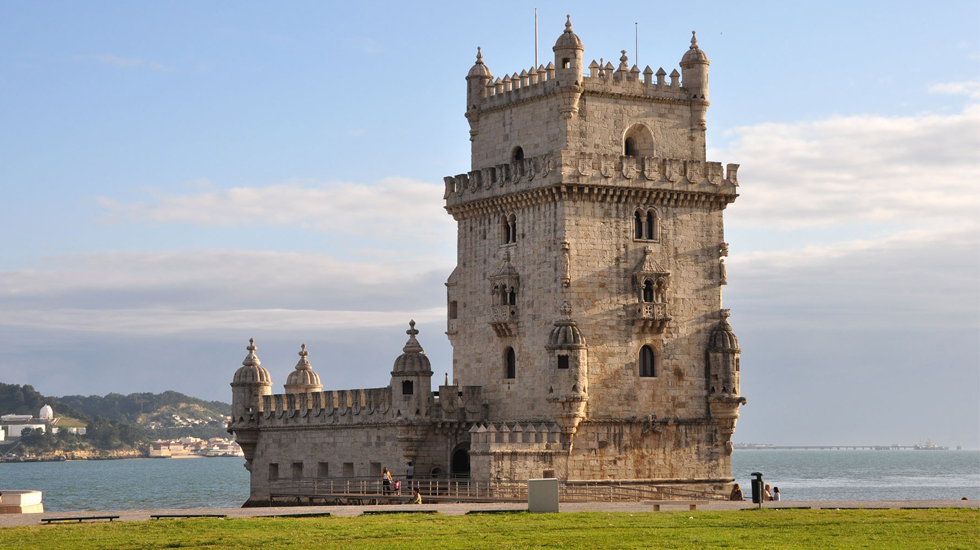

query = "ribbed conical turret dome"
232;338;272;386
680;31;710;65
553;15;584;51
284;344;323;393
709;310;739;351
467;47;492;78
391;320;432;376
547;301;587;349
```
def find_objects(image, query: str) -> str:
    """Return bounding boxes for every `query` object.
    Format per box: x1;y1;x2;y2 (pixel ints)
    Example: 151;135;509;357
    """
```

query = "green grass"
4;509;978;549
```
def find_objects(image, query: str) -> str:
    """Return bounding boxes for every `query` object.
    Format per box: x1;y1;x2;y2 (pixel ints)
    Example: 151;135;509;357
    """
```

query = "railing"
490;305;518;324
630;302;668;320
268;477;725;504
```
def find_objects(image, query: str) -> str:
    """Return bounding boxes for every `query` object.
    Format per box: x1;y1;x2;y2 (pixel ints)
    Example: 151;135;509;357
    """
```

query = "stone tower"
444;18;745;489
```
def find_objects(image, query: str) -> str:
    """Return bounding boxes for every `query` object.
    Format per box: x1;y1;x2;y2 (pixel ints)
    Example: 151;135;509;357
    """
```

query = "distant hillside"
0;383;90;421
57;391;230;426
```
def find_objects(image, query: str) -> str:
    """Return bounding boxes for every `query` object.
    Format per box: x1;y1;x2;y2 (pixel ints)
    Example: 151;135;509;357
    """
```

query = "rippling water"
0;457;249;512
732;450;980;501
1;451;977;511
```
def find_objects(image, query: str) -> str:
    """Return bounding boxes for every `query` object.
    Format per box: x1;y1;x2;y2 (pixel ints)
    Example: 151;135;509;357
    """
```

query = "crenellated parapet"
260;387;393;425
444;152;738;217
469;421;565;453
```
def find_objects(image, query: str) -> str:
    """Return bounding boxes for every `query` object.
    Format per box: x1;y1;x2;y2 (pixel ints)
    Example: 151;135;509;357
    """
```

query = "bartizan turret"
229;338;272;470
707;310;747;456
284;344;323;394
553;15;585;118
545;301;588;436
389;320;434;420
679;31;710;131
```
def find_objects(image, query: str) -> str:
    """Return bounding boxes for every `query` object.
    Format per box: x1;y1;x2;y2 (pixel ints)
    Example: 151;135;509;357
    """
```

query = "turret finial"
565;14;572;32
559;300;573;318
243;338;260;367
690;31;698;49
293;343;312;371
476;46;483;64
402;320;423;354
620;50;628;64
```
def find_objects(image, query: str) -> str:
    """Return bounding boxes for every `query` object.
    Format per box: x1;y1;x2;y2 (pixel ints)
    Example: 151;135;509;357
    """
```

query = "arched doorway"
451;447;470;479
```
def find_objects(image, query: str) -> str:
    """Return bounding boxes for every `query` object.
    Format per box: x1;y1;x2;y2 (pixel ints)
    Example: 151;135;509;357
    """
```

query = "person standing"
405;461;415;480
382;467;393;495
729;483;744;501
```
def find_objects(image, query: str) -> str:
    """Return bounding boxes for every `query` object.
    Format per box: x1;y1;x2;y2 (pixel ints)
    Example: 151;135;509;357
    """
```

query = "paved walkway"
0;499;975;528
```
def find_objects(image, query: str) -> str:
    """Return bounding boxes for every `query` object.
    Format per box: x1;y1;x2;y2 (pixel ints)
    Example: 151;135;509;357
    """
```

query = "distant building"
230;19;745;505
38;405;54;421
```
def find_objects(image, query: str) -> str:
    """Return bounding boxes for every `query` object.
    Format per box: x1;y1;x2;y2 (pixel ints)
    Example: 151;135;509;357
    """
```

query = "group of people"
729;482;780;501
381;462;422;505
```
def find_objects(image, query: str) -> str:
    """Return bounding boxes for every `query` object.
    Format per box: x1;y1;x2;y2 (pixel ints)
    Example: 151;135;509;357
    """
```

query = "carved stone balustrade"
628;302;669;333
489;304;518;337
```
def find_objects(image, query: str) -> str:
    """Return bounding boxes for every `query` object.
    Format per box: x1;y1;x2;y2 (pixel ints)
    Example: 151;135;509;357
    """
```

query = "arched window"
509;214;517;243
505;347;516;379
402;380;414;395
633;207;660;242
512;146;524;161
508;287;516;305
639;345;656;377
642;280;654;303
623;124;655;157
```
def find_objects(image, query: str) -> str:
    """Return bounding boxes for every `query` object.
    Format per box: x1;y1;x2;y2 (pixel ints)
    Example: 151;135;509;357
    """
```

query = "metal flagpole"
535;8;539;68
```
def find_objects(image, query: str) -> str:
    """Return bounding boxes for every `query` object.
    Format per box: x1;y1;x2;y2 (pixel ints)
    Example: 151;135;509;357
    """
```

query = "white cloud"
726;226;979;329
929;80;980;99
97;177;454;244
0;307;445;336
713;103;980;230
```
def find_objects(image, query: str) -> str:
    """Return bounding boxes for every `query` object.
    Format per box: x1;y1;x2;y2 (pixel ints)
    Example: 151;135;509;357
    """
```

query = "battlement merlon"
443;152;739;213
465;21;711;135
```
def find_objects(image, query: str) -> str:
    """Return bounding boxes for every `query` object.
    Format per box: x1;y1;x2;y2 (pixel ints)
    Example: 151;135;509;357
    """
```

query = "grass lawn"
3;509;977;549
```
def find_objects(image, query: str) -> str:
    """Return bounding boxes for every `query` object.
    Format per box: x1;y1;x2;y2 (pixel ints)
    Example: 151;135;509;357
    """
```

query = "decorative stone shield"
706;162;723;185
642;157;661;181
577;152;594;176
599;154;614;178
665;158;682;182
686;160;703;184
621;156;636;179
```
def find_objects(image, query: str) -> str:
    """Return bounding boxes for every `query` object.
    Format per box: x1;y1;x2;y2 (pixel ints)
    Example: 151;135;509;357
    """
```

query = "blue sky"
1;1;978;448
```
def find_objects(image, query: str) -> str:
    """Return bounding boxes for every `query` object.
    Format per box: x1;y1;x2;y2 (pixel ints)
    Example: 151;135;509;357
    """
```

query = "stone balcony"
628;302;670;333
489;304;518;337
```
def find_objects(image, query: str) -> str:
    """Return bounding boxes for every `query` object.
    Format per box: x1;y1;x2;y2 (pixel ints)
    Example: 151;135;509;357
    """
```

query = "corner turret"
545;301;588;435
231;338;273;422
284;344;323;394
389;321;434;419
553;15;584;118
680;31;710;130
707;310;746;456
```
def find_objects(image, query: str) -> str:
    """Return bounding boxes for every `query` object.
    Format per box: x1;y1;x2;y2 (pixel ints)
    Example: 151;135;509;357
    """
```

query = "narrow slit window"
640;345;656;377
505;347;516;379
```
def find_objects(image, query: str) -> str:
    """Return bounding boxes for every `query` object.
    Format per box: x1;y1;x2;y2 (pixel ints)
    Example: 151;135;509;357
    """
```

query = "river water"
1;451;977;512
